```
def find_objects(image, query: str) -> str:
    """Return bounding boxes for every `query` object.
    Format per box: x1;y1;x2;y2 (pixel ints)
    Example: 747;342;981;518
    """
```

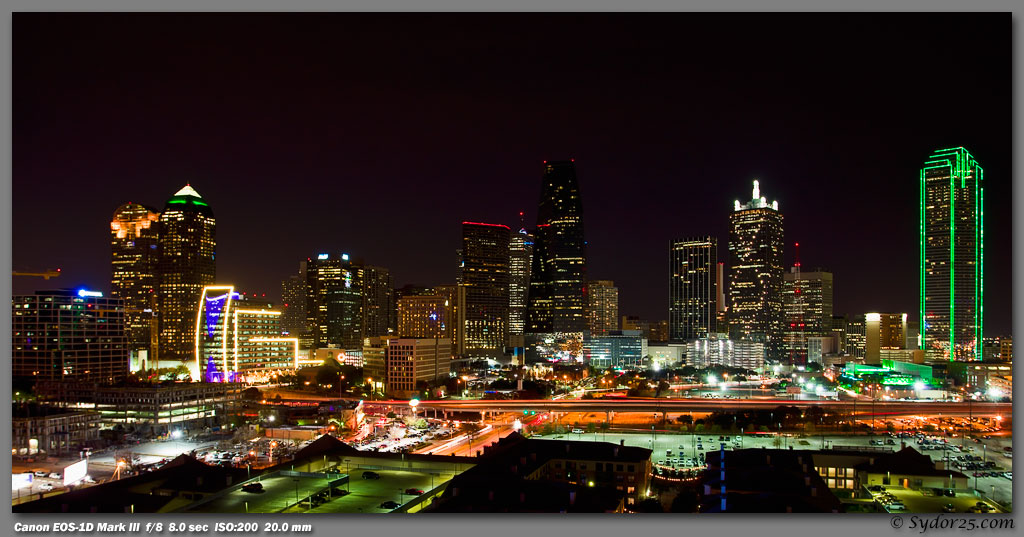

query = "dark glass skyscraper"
281;262;309;345
306;253;362;350
920;147;984;361
728;180;784;361
669;236;718;341
527;160;587;341
460;222;510;360
156;185;216;365
110;202;160;363
361;265;395;338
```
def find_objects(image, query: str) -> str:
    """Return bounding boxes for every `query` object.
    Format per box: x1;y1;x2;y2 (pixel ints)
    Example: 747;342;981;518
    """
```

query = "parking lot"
186;473;337;513
866;485;1003;513
295;469;450;513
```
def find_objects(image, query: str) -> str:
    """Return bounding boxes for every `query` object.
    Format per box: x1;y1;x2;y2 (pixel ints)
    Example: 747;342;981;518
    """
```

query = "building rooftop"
164;184;213;216
700;448;843;513
426;432;649;513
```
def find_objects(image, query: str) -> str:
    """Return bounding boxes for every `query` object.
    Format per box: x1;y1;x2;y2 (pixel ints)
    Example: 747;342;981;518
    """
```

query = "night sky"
13;13;1012;334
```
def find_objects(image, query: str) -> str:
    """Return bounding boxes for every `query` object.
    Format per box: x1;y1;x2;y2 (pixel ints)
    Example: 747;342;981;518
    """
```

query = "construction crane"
13;269;61;280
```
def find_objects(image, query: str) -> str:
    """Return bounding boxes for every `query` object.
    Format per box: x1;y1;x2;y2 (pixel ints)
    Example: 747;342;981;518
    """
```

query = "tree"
633;498;664;513
694;424;705;433
585;422;596;433
242;387;261;400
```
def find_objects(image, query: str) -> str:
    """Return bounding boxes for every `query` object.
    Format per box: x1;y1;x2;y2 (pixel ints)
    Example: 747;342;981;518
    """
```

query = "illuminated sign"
318;254;329;260
63;459;88;486
12;473;32;489
342;253;350;261
77;290;103;298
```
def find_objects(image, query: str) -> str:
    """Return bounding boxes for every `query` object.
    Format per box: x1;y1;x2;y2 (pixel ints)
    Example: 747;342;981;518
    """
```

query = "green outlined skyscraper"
920;147;983;361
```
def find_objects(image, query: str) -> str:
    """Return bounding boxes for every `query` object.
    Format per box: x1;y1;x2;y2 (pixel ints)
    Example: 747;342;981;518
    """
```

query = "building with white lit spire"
728;180;784;362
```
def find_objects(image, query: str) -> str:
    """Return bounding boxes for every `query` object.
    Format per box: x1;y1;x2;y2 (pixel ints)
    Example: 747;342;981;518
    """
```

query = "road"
380;398;1010;417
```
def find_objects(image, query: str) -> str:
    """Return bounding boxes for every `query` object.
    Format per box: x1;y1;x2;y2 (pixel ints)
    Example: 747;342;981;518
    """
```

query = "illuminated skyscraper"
305;253;362;350
920;147;984;361
526;160;587;359
728;180;784;361
110;202;161;364
460;222;510;360
157;185;216;364
669;237;718;341
585;280;619;335
508;226;534;338
782;263;833;365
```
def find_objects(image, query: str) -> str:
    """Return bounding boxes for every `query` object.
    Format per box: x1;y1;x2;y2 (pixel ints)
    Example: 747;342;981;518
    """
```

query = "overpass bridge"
364;397;1011;418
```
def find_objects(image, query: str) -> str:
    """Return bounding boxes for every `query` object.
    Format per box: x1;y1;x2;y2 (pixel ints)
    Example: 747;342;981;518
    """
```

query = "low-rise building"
687;334;765;370
946;360;1013;393
429;433;652;512
583;330;647;370
12;405;102;457
34;380;243;436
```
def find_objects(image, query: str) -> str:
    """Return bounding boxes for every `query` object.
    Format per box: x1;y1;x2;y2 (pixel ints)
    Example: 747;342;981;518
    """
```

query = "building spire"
752;179;760;201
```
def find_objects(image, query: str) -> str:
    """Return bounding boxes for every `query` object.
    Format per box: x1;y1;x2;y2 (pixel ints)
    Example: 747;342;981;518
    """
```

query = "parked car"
47;472;61;479
942;503;956;513
380;500;401;509
33;471;47;477
943;489;956;497
405;488;425;495
39;483;54;492
868;485;885;492
241;482;264;493
362;471;381;480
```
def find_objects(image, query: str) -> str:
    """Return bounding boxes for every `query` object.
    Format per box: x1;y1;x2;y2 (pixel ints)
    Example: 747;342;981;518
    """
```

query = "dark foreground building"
427;432;652;512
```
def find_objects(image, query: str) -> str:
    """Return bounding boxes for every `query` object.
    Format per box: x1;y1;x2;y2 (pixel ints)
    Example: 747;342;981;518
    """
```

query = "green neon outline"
949;152;955;361
919;166;925;352
922;147;983;362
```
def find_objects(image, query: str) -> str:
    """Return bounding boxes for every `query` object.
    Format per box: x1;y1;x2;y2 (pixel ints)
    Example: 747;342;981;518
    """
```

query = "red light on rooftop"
462;221;511;229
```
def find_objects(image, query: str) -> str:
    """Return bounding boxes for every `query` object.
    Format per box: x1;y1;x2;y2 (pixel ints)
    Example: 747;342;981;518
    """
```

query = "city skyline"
13;13;1012;334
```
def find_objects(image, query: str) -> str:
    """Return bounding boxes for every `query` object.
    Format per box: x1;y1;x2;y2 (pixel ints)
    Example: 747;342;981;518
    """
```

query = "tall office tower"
669;237;718;341
508;227;534;337
110;202;161;364
920;147;984;361
361;266;394;338
864;312;909;364
12;289;128;383
280;265;308;342
782;262;834;365
845;316;866;358
728;180;784;361
157;185;216;364
434;284;466;356
460;222;510;360
527;160;587;341
585;280;619;335
306;253;362;350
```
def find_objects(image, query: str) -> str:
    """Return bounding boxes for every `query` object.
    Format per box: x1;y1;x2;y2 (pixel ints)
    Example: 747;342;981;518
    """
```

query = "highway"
367;398;1011;417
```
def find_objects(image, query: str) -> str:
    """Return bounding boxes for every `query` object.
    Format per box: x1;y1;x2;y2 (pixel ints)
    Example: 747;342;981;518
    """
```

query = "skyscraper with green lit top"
920;147;983;361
